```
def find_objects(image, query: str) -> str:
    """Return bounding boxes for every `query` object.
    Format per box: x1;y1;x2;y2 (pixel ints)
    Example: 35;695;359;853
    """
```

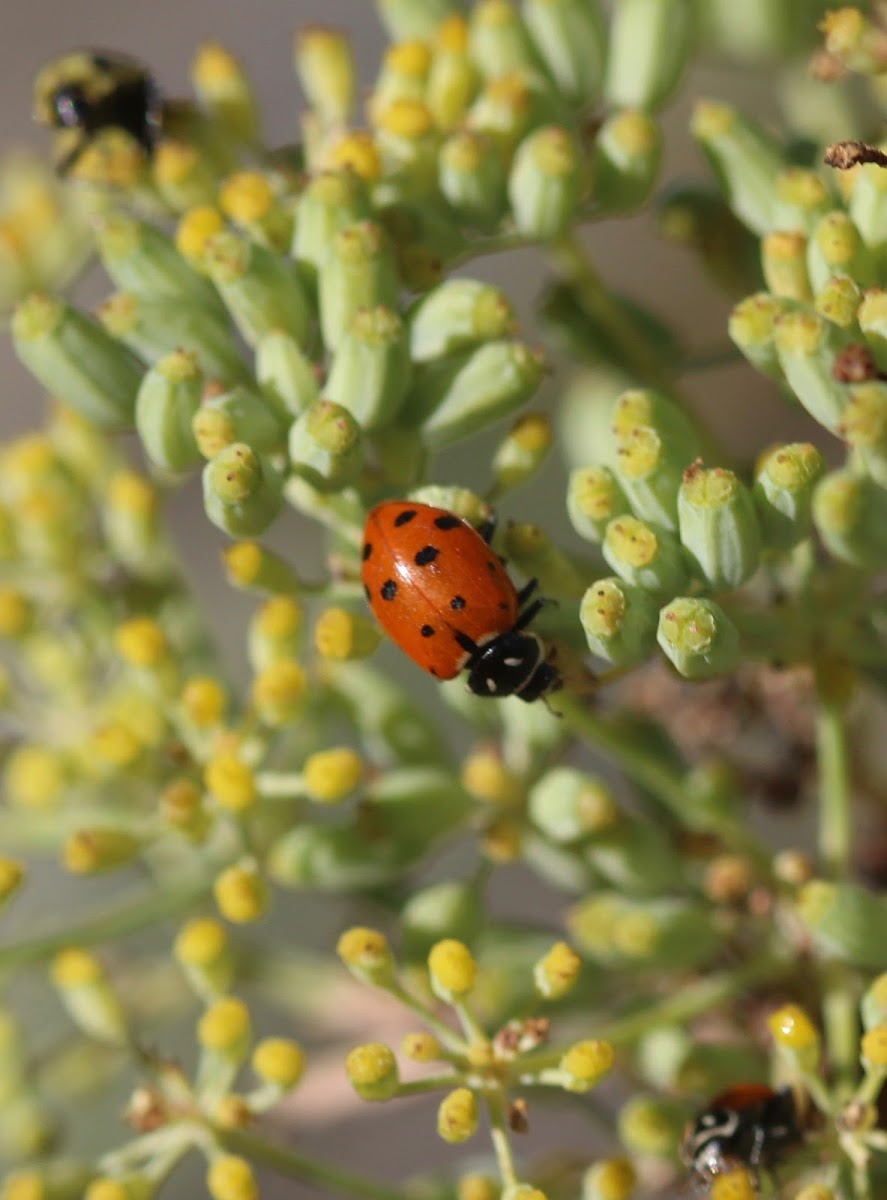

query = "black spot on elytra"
381;579;397;601
429;666;438;676
434;514;460;530
394;509;417;527
415;545;439;567
362;542;372;561
420;624;435;638
487;559;497;572
499;601;509;611
450;595;466;610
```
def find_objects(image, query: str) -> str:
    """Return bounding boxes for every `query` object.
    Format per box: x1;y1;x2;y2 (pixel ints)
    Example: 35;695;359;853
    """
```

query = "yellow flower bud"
197;996;251;1058
213;1095;254;1129
85;1176;153;1200
205;754;257;814
0;858;25;908
0;588;32;638
437;1087;479;1143
5;745;65;809
336;926;395;987
401;1031;443;1062
114;617;168;668
176;205;226;262
51;948;128;1045
560;1040;615;1092
220;172;273;224
252;1037;306;1089
345;1041;399;1100
304;748;364;803
461;750;521;806
251;659;307;724
458;1175;498;1200
428;939;477;999
329;132;382;182
214;861;268;924
710;1169;757;1200
315;607;381;660
768;1003;819;1051
63;829;140;874
181;676;227;727
207;1155;258;1200
582;1157;636;1200
861;1023;887;1068
534;941;582;1000
173;917;233;996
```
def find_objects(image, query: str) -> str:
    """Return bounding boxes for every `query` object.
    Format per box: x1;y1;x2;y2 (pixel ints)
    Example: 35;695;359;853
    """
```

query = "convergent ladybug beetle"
681;1083;802;1186
33;50;162;175
361;500;561;702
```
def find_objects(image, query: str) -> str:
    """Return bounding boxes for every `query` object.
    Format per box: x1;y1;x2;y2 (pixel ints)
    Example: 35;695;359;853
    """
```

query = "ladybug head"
465;632;561;703
681;1106;742;1180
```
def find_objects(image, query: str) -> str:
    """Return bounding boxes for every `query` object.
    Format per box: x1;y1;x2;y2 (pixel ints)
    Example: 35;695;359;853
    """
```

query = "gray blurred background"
0;3;837;1197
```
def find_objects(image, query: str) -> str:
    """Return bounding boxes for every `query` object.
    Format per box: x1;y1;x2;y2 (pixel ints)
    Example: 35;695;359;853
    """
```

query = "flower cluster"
1;2;887;1199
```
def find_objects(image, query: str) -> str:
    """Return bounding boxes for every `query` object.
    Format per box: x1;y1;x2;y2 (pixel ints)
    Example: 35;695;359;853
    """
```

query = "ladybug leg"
454;629;480;658
516;577;539;606
513;596;547;632
477;513;498;545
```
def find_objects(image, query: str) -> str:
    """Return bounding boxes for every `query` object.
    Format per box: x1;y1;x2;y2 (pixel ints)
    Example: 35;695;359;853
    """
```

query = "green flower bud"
174;917;235;999
774;309;851;434
567;466;630;543
153;139;225;213
408;278;516;362
503;520;590;598
318;222;399;355
324;306;411;430
605;0;695;112
491;413;552;494
580;577;659;666
94;211;224;314
315;606;382;662
861;973;887;1032
373;101;441;206
814;273;861;330
203;230;311;350
294;27;355;126
849;161;887;270
570;892;719;968
592;109;662;215
135;350;203;471
336;927;396;988
678;464;761;588
202;443;283;537
63;829;140;874
842;381;887;485
508;125;586;240
728;292;794;383
612;428;682;532
2;1161;96;1200
691;100;784;235
581;1158;636;1200
683;758;741;832
466;68;559;162
402;881;483;959
51;949;128;1046
268;823;406;890
193;385;286;459
754;442;825;549
190;39;260;144
657;597;740;680
377;0;460;40
858;288;887;372
618;1095;687;1158
656;184;762;299
807;211;875;296
469;0;541;80
288;399;362;491
223;543;300;595
797;880;887;969
528;767;619;844
427;17;480;132
439;130;508;228
345;1042;400;1101
247;596;305;668
813;469;887;568
587;819;685;895
327;661;449;766
0;1096;58;1162
292;170;372;291
102;471;175;582
603;516;689;595
404;339;545;448
364;767;473;850
773;167;833;234
12;294;142;432
761;232;812;302
523;0;606;106
255;329;320;420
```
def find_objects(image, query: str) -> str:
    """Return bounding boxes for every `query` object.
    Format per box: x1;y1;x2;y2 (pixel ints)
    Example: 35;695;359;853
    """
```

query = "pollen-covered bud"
709;1170;757;1200
439;130;508;228
858;288;887;372
438;1087;479;1143
691;99;784;234
175;204;226;268
657;597;739;680
862;973;887;1031
152;140;218;212
678;463;761;588
51;949;128;1046
841;381;887;485
815;273;861;329
0;859;25;910
324;306;411;431
198;996;251;1065
318;221;399;353
345;1042;400;1101
796;880;887;969
603;516;689;595
402;1031;443;1062
580;577;659;666
181;676;227;728
813;469;887;567
95;211;223;314
728;292;793;383
491;414;552;495
250;1037;306;1094
581;1158;636;1200
567;467;630;543
204;230;311;350
592;109;662;215
606;0;694;112
427;15;478;131
534;941;581;1000
248;597;305;669
289;398;363;492
191;42;260;146
12;293;142;432
251;659;307;725
174;917;234;999
754;442;825;549
618;1095;686;1158
469;0;541;80
613;421;695;531
559;1039;615;1092
402;882;483;958
63;829;140;875
409;279;516;362
369;39;431;122
206;1155;257;1200
528;767;618;843
773;309;851;434
508;126;586;240
768;1003;820;1072
134;351;203;472
202;444;283;537
291;170;371;290
462;750;521;806
761;231;812;302
336;927;396;987
205;753;258;815
808;210;875;295
406;339;545;449
160;778;208;841
193;385;286;459
315;607;381;661
214;860;268;924
428;938;477;1001
523;0;605;105
296;29;355;133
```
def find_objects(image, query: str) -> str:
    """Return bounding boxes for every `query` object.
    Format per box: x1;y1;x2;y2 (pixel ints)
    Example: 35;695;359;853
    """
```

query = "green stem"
0;875;213;974
484;1090;519;1192
824;961;862;1099
387;981;467;1054
815;679;853;879
217;1126;410;1200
